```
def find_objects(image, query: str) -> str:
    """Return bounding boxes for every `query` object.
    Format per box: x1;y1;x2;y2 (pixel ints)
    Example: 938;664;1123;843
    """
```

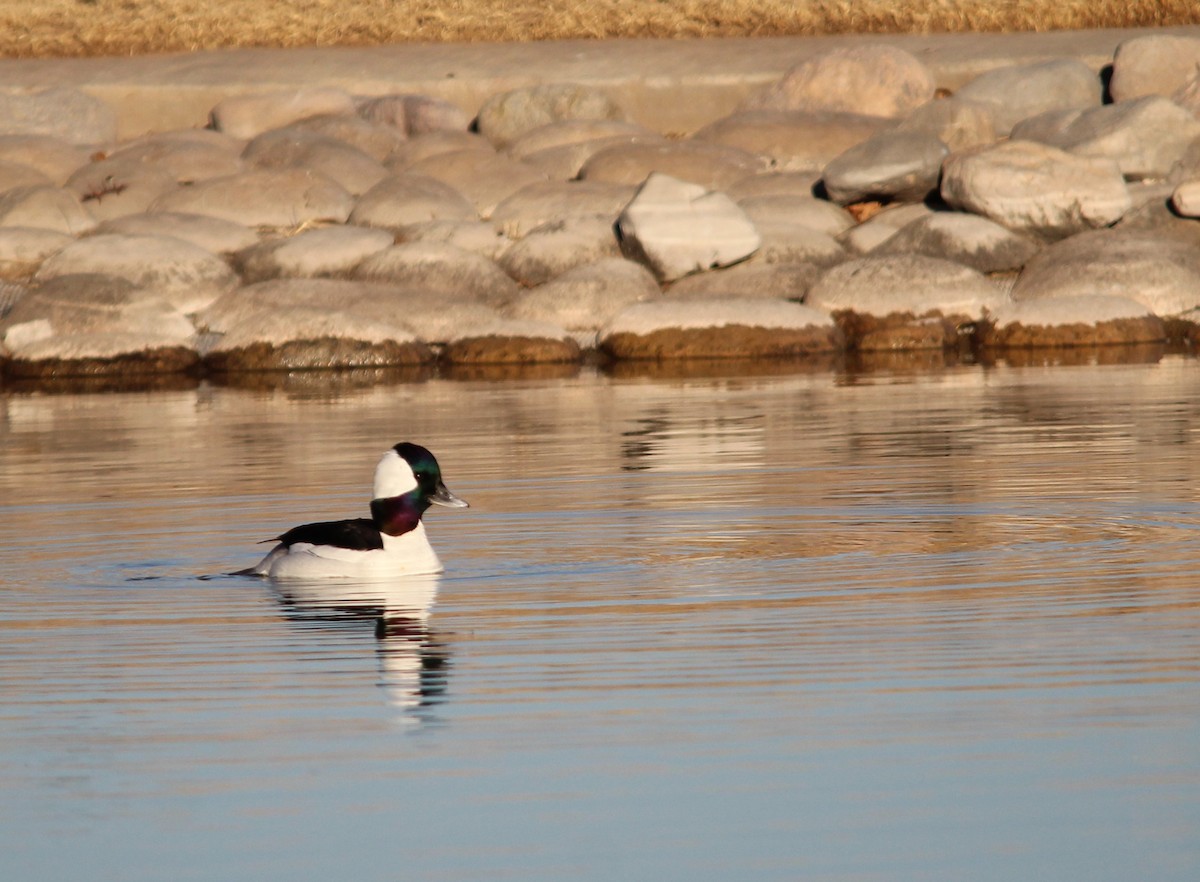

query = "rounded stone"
356;93;472;136
806;254;1005;320
107;130;245;184
983;295;1165;348
64;157;178;222
821;130;948;205
505;257;661;333
351;242;520;308
870;212;1041;273
0;227;73;280
579;140;769;190
398;219;510;260
279;113;407;162
242;129;388;195
693;110;894;173
150;168;355;229
474;83;629;149
0;159;53;192
442;324;582;365
385;131;495;171
0;185;96;236
490;179;635;238
664;261;819;302
96;212;259;254
407;149;547;218
208;88;357;140
350;172;477;231
895;97;998;152
497;215;620;286
954;58;1102;135
737;194;855;238
0;135;91;184
599;299;841;360
1110;34;1200;102
234;225;395;283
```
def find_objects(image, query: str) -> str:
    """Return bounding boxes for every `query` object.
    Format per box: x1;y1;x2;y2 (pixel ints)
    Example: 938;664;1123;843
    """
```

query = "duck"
243;442;468;580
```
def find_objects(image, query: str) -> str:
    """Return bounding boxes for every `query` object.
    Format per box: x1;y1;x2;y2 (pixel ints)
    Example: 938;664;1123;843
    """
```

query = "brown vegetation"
3;0;1199;59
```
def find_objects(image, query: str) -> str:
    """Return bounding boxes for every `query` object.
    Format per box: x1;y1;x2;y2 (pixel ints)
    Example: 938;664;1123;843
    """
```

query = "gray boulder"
579;140;769;190
490;179;635;238
984;295;1164;348
351;242;520;307
0;135;90;184
0;185;96;236
693;110;892;173
350;172;477;231
64;157;177;222
474;83;628;149
497;216;620;286
954;58;1102;135
407;149;546;218
234;226;394;283
821;130;948;205
151;168;354;229
505;257;660;339
807;254;1005;318
208;88;356;139
1110;34;1200;102
242;129;388;195
96;212;259;255
356;93;471;136
871;212;1040;273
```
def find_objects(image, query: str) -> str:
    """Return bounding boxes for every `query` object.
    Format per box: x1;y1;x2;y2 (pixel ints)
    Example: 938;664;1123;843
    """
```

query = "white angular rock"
350;172;477;230
954;58;1102;135
739;46;935;118
35;233;238;313
614;173;761;282
940;140;1131;238
209;88;357;140
806;255;1006;318
0;87;118;145
0;185;96;236
235;226;395;283
150;168;354;229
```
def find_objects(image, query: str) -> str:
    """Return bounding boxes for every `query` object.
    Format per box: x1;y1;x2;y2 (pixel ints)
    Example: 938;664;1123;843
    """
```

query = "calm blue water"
2;357;1199;881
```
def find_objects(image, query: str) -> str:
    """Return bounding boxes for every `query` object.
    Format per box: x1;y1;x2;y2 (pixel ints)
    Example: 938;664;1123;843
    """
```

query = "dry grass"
3;0;1198;58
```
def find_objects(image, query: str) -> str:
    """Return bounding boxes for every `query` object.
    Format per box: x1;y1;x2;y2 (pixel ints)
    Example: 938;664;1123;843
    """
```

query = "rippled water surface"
3;357;1200;881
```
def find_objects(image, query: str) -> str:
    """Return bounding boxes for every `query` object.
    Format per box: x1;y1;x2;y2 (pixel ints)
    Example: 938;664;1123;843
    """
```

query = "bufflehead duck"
245;442;468;580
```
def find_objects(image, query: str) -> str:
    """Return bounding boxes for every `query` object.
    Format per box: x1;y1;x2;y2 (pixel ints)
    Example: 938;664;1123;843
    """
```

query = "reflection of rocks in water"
207;365;435;397
270;575;450;722
604;355;839;381
622;409;764;472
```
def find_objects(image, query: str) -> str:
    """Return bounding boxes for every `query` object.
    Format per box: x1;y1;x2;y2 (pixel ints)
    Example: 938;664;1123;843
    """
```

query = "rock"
807;254;1005;320
280;113;407;161
474;83;628;148
234;225;394;283
356;93;471;136
983;295;1165;348
490;179;635;237
0;160;53;192
821;130;948;205
736;194;855;238
953;58;1102;135
1172;68;1200;120
407;149;546;217
505;119;658;159
209;88;357;140
385;131;494;170
351;242;520;307
151;168;354;229
838;202;935;254
614;173;761;282
599;298;841;360
1110;34;1200;102
64;157;177;222
664;261;819;301
35;233;237;313
1171;181;1200;217
242;129;388;195
519;135;664;181
578;140;769;190
497;215;620;286
399;219;510;260
0;87;117;145
724;171;821;201
106;130;245;183
895;97;998;152
505;258;660;337
0;135;90;184
739;45;935;118
753;223;846;268
1010;97;1200;181
870;212;1040;273
1011;229;1200;317
95;212;259;254
0;186;96;236
0;228;73;280
940;140;1131;239
692;110;892;173
0;274;198;375
442;318;582;364
349;172;477;231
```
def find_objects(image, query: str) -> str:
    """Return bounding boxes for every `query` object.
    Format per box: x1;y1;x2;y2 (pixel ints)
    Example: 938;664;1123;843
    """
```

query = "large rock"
151;168;354;229
870;212;1040;274
737;194;855;238
398;219;510;260
0;135;90;184
407;149;546;218
96;212;259;254
35;233;237;313
753;223;846;268
808;254;1004;318
0;274;197;376
724;171;822;201
895;97;998;152
0;228;73;280
356;93;471;136
64;157;177;222
385;131;494;171
693;110;892;173
579;140;769;191
983;295;1165;348
234;226;394;283
821;130;947;205
1011;229;1200;317
242;129;388;195
351;242;520;307
280;113;407;162
953;58;1102;134
441;318;582;365
106;130;245;184
0;185;96;236
599;299;841;360
505;119;659;159
208;88;357;140
940;140;1131;239
739;46;935;118
664;261;819;302
0;160;53;191
497;216;620;286
614;173;761;282
349;172;477;230
1110;34;1200;102
1009;97;1200;181
0;87;118;145
505;258;660;337
474;83;628;148
490;179;635;238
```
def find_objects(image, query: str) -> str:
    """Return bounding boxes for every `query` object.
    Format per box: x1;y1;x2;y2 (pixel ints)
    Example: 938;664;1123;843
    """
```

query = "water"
2;356;1199;881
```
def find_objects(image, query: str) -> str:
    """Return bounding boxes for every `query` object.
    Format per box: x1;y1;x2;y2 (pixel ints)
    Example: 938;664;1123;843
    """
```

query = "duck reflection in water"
270;574;450;723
